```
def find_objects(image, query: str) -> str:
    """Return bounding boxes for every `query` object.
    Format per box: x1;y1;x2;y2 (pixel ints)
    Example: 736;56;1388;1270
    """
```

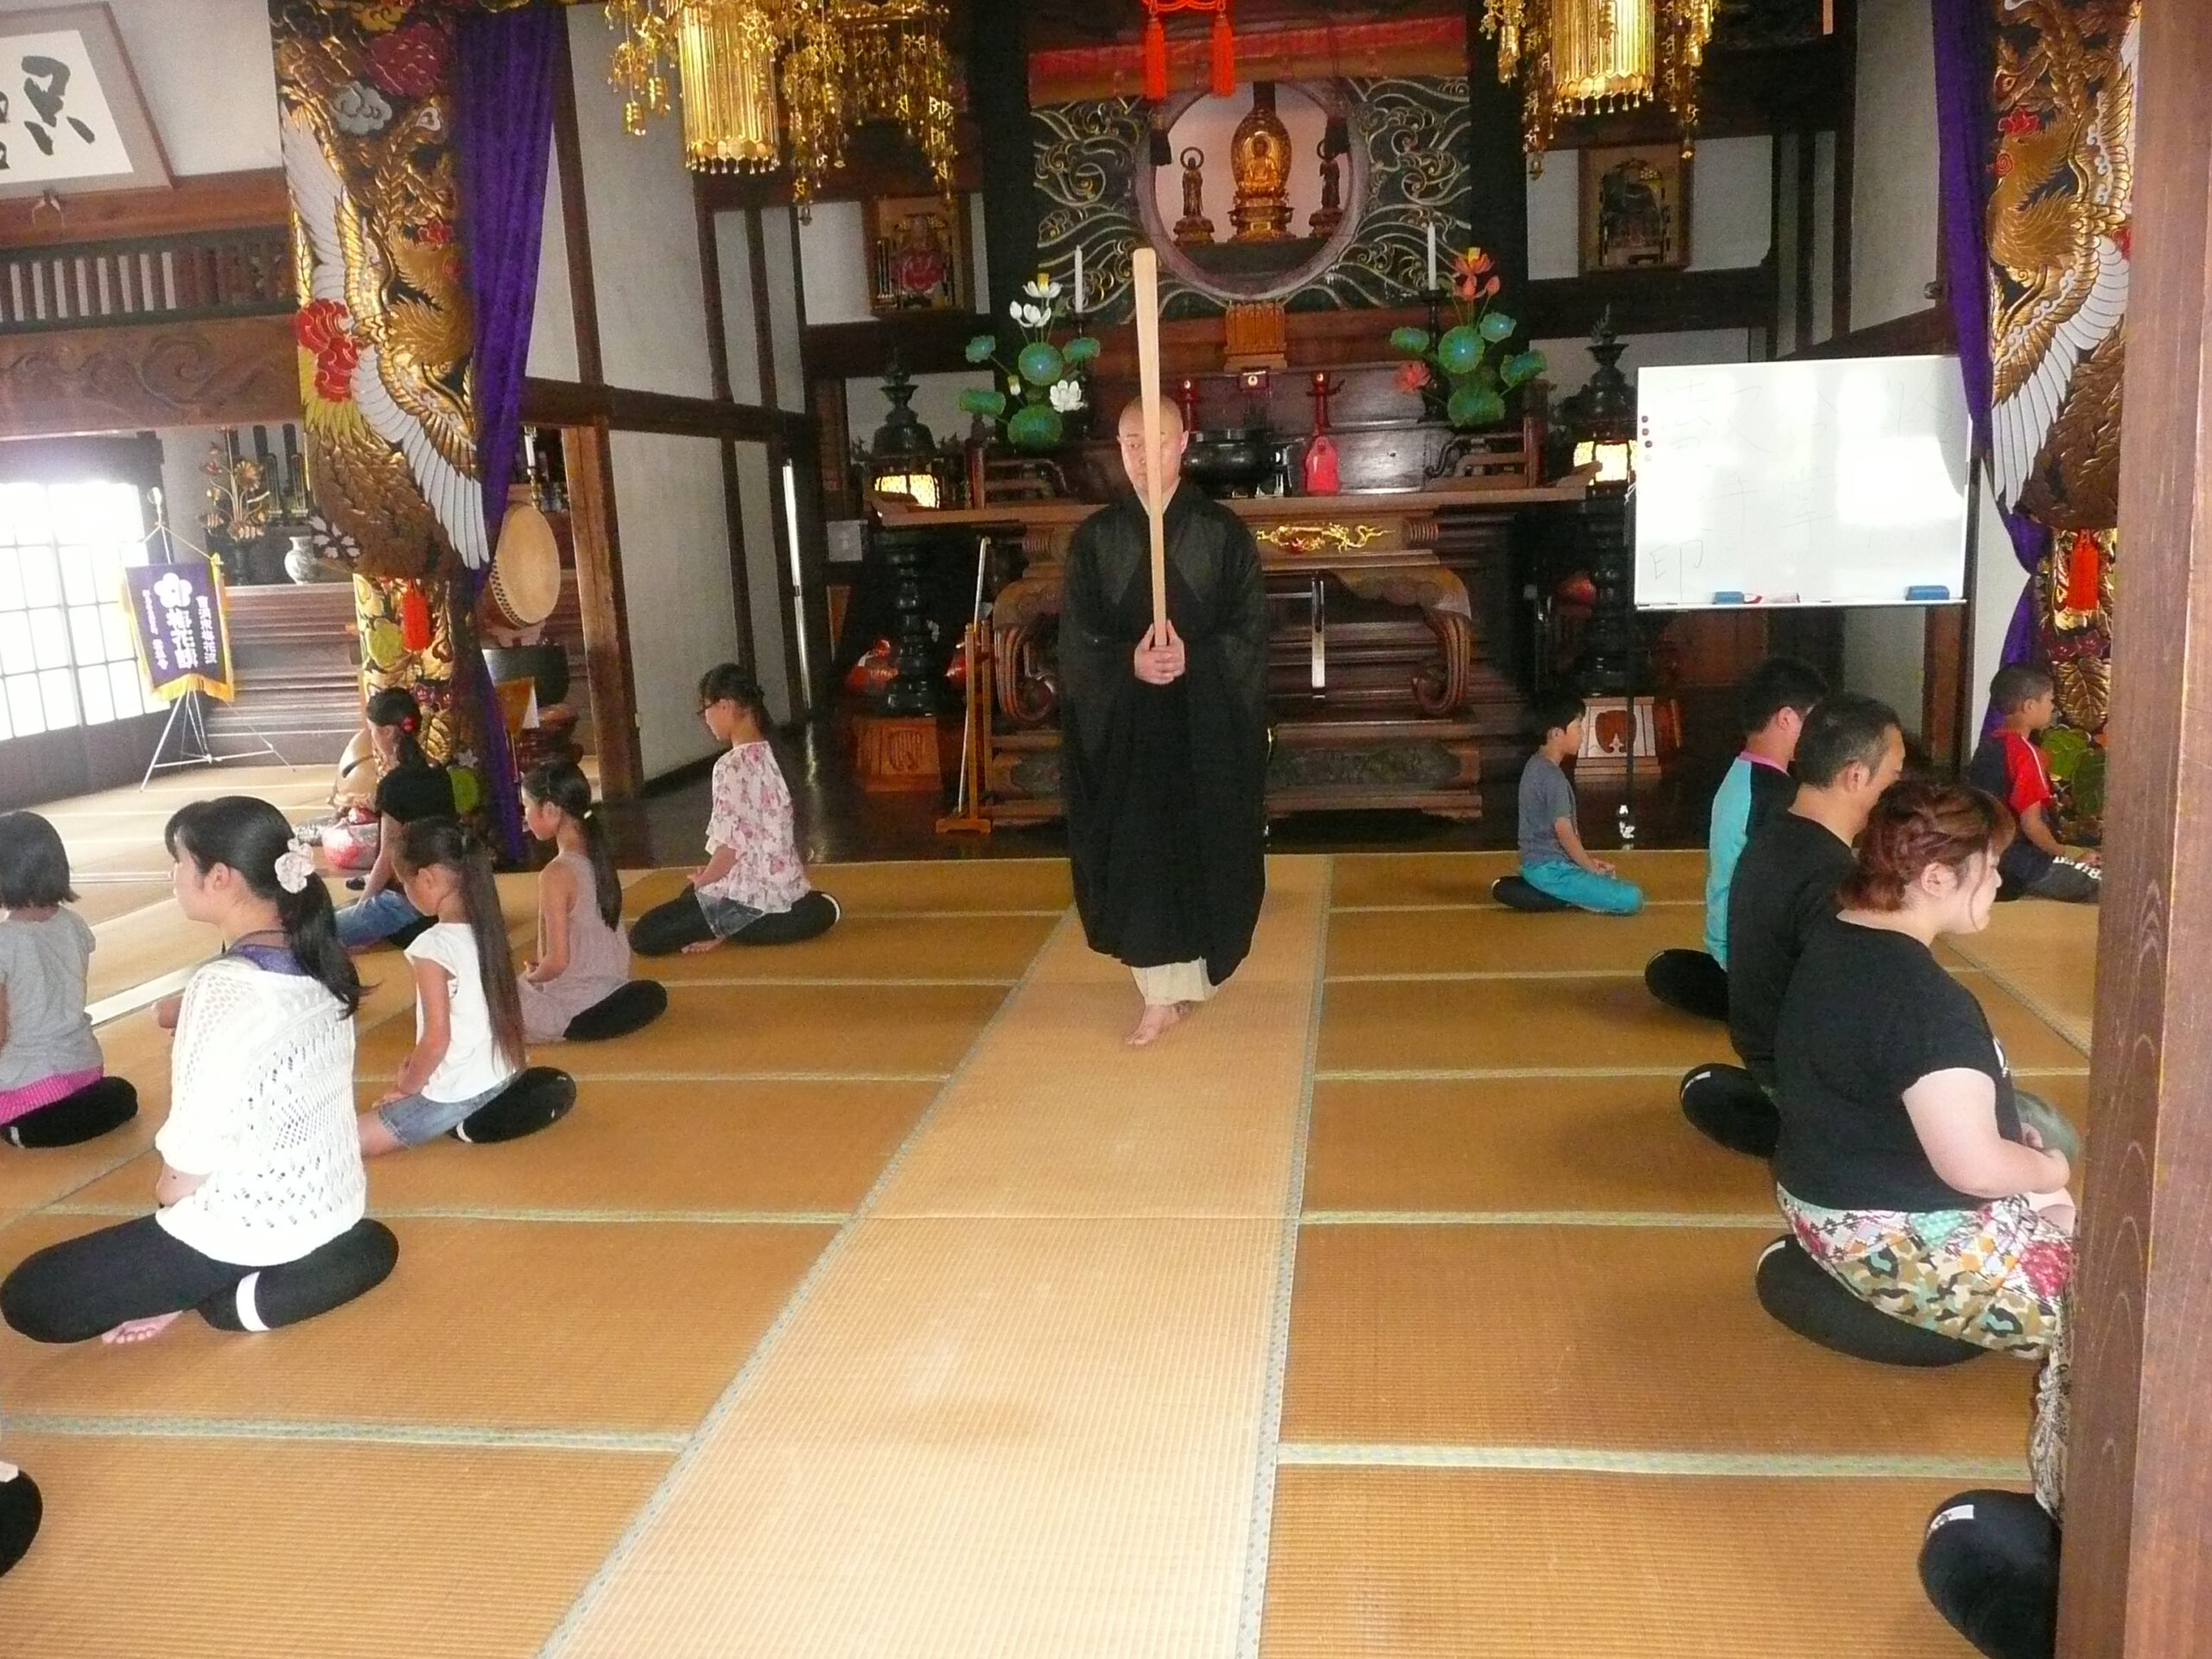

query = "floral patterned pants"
1776;1187;2074;1358
1780;1186;2075;1513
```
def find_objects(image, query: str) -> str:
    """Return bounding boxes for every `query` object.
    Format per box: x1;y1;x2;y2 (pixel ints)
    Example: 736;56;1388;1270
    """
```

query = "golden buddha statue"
1229;82;1293;242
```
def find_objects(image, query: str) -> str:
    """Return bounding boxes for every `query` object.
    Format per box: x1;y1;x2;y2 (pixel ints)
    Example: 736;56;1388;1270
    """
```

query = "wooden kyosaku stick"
1131;245;1170;637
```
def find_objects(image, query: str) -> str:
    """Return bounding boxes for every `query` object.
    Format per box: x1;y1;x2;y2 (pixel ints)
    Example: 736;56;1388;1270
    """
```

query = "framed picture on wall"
865;194;970;315
1578;144;1689;273
0;3;173;199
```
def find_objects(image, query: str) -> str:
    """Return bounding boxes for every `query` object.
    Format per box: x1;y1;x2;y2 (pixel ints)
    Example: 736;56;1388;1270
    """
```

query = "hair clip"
274;836;315;895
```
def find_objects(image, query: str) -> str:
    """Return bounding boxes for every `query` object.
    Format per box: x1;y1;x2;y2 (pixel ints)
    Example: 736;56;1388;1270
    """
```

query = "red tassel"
1142;14;1167;102
1210;9;1235;97
2063;529;2101;613
400;582;433;652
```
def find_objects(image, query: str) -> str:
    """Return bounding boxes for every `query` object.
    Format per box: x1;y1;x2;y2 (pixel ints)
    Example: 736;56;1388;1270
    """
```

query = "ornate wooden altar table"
874;482;1586;822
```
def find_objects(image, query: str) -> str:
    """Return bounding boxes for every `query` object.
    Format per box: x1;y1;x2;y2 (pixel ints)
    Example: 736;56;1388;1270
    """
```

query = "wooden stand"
853;713;945;793
935;624;993;835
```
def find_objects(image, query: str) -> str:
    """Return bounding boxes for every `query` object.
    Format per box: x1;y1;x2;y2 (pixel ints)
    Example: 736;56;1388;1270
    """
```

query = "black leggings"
3;1076;137;1148
631;889;840;957
0;1213;397;1343
1643;949;1729;1022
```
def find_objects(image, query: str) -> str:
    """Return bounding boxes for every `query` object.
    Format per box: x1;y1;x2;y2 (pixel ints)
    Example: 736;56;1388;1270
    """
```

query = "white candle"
1426;219;1437;290
1074;245;1085;314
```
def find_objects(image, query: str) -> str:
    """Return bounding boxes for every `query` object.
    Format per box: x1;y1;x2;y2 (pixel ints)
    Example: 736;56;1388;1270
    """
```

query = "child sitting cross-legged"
359;818;527;1155
0;798;391;1346
1967;664;2100;904
630;664;838;956
0;812;137;1148
1513;690;1643;916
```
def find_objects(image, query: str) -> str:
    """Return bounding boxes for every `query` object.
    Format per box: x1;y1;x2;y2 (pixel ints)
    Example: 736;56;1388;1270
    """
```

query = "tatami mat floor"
0;839;2092;1656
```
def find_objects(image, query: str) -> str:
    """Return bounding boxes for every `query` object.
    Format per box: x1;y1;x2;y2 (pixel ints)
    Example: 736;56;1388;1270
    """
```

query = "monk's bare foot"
102;1312;183;1346
681;938;721;955
1127;1002;1182;1046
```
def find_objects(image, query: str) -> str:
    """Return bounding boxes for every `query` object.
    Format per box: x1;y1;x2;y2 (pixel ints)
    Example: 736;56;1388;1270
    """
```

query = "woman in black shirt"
333;688;455;950
1772;779;2075;1359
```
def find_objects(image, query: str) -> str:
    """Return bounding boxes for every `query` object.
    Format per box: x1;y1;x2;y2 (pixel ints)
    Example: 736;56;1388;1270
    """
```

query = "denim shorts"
377;1078;511;1147
699;893;766;938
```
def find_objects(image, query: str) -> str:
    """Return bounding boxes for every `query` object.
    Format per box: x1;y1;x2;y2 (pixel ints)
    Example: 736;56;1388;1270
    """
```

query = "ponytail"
396;817;524;1071
165;797;363;1017
365;686;428;771
522;761;620;931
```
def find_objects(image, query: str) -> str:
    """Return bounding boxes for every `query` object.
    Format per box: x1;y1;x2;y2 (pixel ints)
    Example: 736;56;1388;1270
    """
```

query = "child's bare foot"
681;938;721;955
102;1312;182;1345
1127;1002;1182;1046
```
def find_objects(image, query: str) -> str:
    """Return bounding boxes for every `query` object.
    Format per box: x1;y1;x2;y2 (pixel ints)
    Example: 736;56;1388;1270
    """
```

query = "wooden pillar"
2063;0;2212;1650
1464;1;1529;300
969;0;1035;326
563;422;642;801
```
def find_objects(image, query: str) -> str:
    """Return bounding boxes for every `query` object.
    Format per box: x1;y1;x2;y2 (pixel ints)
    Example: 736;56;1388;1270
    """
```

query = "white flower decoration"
1049;378;1085;412
153;571;194;610
1009;301;1047;328
1022;275;1064;302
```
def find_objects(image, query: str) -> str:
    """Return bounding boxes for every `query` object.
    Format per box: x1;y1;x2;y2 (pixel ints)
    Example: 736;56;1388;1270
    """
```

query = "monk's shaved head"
1117;397;1185;438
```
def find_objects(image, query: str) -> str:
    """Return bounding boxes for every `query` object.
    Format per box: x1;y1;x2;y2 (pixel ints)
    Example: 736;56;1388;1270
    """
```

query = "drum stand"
141;689;284;788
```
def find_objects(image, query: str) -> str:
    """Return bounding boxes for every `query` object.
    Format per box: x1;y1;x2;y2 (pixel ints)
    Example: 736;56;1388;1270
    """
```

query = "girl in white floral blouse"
630;664;840;955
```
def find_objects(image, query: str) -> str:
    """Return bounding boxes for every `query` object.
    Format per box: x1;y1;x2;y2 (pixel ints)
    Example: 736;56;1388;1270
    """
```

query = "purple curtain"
1931;0;2046;725
454;4;563;859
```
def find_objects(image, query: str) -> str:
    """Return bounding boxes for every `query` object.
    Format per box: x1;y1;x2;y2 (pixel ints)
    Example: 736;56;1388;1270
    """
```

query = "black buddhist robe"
1059;481;1269;985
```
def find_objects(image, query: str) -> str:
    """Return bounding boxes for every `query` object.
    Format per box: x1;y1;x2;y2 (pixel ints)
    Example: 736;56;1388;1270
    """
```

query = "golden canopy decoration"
601;0;957;209
1480;0;1719;170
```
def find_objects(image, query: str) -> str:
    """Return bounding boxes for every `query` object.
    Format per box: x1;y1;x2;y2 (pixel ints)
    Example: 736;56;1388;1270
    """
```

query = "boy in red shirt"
1967;664;2100;903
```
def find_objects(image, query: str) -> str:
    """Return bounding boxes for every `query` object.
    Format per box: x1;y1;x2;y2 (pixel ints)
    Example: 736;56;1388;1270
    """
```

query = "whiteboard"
1632;356;1972;610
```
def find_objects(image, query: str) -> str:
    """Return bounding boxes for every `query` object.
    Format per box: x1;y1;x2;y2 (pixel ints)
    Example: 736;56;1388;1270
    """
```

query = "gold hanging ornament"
1482;0;1718;172
601;0;957;213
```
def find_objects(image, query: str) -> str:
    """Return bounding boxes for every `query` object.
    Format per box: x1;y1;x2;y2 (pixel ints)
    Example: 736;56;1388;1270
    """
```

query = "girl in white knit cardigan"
0;798;396;1346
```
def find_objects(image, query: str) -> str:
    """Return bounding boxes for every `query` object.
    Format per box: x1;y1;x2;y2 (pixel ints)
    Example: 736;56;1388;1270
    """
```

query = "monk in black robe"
1060;399;1269;1045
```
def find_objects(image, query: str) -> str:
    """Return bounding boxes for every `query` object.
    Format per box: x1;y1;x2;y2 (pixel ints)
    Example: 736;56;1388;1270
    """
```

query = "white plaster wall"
1844;607;1932;737
1842;0;1948;736
795;201;873;326
1808;130;1838;347
733;440;793;723
1528;136;1771;279
969;190;989;311
155;426;221;540
610;431;741;778
1534;327;1754;401
761;209;807;413
566;7;714;398
845;370;995;454
0;0;280;176
525;134;581;382
713;212;764;406
1851;0;1940;329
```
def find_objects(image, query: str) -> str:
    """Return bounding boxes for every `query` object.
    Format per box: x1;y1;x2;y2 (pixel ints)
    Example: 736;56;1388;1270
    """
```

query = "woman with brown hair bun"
1771;778;2076;1356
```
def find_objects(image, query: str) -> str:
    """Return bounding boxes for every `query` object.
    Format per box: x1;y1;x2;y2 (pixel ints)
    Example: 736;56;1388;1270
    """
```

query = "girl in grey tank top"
518;767;634;1042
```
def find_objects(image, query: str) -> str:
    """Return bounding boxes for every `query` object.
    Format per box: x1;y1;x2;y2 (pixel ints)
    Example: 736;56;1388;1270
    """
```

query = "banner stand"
130;492;285;789
139;687;283;790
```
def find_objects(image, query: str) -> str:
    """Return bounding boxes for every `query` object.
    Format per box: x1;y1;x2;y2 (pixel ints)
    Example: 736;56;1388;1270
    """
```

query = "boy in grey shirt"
1514;692;1643;915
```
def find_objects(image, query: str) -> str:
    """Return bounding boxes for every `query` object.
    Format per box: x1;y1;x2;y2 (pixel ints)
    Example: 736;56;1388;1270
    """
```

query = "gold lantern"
1483;0;1718;170
602;0;957;213
675;0;780;172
